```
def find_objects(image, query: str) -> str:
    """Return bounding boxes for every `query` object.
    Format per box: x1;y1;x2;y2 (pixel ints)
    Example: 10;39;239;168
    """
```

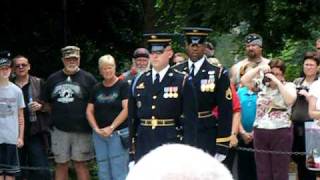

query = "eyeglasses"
15;64;28;68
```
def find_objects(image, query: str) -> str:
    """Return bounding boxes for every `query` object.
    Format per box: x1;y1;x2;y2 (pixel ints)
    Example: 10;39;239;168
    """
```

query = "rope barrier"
0;144;309;170
216;143;307;155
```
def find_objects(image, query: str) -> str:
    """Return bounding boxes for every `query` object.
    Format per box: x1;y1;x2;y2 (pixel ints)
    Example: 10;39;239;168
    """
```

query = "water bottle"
313;148;320;168
29;97;37;122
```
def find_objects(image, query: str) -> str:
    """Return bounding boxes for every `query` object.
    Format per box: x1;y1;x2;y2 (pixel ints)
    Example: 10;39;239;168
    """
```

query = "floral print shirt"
254;82;294;129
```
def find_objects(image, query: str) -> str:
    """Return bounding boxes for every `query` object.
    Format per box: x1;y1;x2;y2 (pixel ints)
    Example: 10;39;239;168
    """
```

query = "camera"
296;86;309;92
262;76;271;85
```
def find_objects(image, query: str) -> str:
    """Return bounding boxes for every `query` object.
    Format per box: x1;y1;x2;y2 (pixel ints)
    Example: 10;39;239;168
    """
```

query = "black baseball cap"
0;51;11;67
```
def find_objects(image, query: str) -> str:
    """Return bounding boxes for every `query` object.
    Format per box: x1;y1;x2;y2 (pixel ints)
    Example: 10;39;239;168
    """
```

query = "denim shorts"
51;127;94;163
0;143;20;176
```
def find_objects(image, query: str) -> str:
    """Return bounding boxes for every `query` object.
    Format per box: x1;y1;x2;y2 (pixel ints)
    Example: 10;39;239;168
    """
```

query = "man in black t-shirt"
43;46;97;180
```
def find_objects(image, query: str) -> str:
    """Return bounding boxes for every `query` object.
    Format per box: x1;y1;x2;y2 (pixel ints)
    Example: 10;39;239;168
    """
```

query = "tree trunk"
142;0;156;33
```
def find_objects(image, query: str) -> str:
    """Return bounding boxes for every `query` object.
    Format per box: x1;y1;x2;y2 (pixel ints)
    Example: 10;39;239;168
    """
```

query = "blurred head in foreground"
126;144;233;180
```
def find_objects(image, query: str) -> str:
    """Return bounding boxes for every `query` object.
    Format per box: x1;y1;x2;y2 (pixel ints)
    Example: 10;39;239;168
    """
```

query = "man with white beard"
43;46;97;180
119;48;150;85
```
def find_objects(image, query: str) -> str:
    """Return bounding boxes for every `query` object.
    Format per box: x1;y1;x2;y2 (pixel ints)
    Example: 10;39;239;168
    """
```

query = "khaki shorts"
51;127;94;163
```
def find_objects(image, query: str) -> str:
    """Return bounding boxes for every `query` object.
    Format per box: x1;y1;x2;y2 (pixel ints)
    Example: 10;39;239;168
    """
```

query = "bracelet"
110;125;115;130
239;131;246;135
231;132;237;136
94;127;99;132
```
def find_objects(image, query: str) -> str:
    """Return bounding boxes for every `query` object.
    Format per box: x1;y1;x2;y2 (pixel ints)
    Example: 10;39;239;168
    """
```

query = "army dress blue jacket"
172;58;233;155
128;68;198;161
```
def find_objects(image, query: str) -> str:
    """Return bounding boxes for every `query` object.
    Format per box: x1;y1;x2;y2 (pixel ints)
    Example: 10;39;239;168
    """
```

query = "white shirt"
152;65;170;83
0;82;25;145
188;56;206;76
310;79;320;110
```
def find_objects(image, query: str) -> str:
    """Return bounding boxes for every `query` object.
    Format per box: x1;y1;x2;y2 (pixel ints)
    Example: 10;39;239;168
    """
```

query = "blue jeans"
92;128;129;180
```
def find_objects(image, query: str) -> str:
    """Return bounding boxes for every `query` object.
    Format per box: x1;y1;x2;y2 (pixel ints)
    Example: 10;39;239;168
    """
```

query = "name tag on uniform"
163;86;179;98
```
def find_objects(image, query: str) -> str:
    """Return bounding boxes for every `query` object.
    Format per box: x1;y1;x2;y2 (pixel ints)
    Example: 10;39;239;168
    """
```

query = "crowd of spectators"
1;34;320;180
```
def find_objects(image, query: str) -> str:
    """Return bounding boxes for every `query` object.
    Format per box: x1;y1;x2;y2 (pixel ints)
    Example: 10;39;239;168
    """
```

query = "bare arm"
240;66;261;88
17;108;24;148
264;73;297;106
86;103;100;132
309;96;320;120
277;81;297;106
109;99;128;129
229;111;240;147
100;99;128;137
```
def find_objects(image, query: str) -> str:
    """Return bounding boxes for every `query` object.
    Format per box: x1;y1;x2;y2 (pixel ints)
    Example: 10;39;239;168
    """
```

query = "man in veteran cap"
128;33;198;161
172;27;233;157
42;46;97;180
230;33;270;87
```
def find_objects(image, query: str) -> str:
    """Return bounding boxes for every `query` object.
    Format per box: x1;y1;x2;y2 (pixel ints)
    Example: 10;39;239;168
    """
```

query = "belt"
180;111;213;119
216;136;231;143
198;111;212;119
140;118;175;129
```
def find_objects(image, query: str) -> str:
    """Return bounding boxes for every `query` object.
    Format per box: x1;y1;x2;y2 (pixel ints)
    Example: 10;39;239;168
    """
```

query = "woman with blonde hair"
86;54;129;180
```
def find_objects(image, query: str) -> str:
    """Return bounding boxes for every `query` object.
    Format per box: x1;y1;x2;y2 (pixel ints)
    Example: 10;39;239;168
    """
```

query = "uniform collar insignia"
168;73;173;76
146;72;151;76
208;71;215;74
136;83;145;89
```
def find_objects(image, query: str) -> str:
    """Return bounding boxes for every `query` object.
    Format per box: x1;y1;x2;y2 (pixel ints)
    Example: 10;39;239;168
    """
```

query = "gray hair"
127;144;233;180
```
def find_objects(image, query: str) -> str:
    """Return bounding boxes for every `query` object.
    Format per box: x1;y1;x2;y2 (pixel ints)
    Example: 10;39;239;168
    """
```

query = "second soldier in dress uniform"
128;33;198;161
173;27;233;156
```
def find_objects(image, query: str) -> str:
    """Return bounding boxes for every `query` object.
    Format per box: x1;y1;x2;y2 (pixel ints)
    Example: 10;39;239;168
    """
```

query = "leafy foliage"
1;0;320;79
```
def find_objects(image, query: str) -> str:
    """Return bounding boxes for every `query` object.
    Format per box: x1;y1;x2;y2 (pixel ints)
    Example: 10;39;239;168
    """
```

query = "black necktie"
154;73;160;87
190;64;195;77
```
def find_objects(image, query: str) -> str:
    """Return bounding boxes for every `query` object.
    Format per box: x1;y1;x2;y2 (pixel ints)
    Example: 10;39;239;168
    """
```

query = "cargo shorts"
51;127;94;163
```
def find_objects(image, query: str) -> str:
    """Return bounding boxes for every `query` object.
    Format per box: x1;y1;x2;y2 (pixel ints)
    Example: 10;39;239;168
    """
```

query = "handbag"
291;77;312;122
118;129;130;149
291;95;310;122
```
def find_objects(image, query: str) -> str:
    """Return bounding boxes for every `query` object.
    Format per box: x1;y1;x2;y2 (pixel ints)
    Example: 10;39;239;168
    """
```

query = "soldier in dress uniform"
128;33;198;161
172;27;233;156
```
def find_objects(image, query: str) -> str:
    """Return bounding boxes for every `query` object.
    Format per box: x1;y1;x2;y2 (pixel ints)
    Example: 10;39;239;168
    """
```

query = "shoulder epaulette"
218;67;223;79
171;60;188;68
173;69;187;75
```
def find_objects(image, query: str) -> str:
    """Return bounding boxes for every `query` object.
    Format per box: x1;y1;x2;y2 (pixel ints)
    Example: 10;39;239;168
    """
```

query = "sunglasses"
15;64;28;68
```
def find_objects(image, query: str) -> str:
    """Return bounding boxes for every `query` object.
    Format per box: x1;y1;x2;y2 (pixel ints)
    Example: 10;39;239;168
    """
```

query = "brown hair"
269;59;286;74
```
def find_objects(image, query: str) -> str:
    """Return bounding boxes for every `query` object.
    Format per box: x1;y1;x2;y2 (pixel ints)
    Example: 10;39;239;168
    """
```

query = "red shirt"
212;83;241;117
